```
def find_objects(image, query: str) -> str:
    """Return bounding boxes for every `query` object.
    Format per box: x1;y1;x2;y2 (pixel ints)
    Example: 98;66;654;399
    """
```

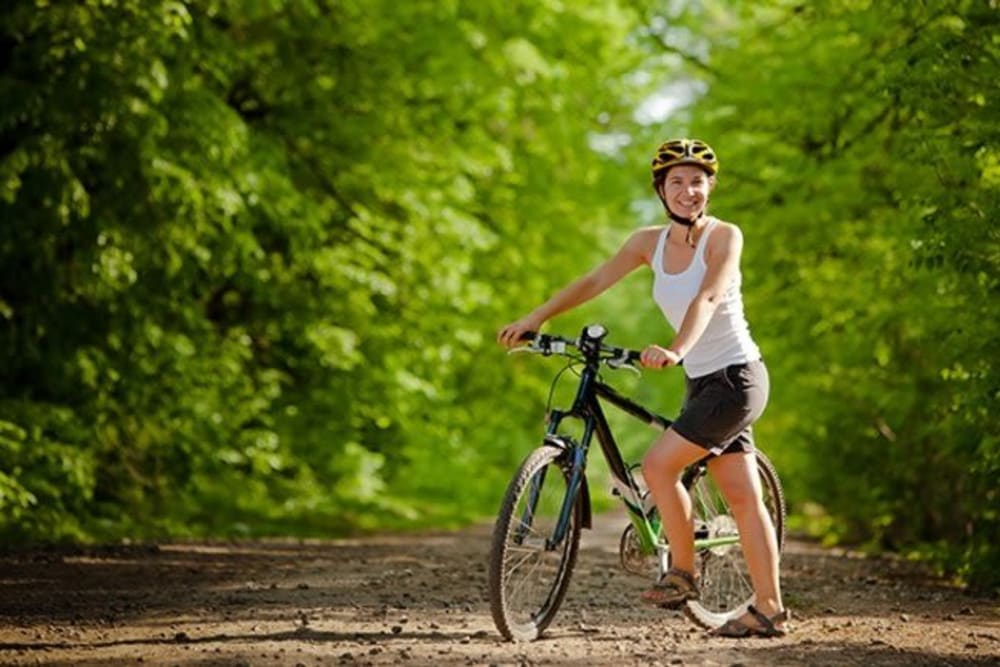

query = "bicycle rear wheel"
488;444;583;641
684;450;786;628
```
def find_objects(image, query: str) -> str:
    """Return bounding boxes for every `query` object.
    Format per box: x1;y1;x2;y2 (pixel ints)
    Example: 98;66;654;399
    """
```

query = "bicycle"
488;324;786;642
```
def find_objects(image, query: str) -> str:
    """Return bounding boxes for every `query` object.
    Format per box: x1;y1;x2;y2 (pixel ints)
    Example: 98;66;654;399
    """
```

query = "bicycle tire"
684;449;786;629
488;444;583;641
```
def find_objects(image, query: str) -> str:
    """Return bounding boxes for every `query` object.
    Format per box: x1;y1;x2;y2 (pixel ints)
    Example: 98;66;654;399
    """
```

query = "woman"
497;139;788;638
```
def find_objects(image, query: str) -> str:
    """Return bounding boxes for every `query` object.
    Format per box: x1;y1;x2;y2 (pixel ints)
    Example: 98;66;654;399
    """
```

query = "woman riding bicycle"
497;139;789;638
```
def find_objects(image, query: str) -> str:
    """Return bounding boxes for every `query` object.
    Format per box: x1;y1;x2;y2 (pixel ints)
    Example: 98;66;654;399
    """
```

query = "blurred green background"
1;1;997;590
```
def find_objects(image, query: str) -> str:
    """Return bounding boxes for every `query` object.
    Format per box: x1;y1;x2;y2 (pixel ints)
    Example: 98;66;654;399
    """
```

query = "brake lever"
508;339;553;355
607;359;641;376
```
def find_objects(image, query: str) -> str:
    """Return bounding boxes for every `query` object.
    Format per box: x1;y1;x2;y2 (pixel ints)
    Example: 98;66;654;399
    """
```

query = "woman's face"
658;164;714;220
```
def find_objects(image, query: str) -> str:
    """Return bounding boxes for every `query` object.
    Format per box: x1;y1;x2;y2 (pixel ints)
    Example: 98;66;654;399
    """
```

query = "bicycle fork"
513;435;586;551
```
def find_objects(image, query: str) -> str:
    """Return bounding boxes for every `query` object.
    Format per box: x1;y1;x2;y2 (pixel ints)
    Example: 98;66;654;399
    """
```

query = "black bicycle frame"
542;361;673;546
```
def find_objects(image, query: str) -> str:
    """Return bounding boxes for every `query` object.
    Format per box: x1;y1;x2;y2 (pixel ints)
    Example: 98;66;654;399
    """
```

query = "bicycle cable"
545;358;584;415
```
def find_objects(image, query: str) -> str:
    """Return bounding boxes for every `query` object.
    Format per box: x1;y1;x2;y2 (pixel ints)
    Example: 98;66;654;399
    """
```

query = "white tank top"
650;218;761;378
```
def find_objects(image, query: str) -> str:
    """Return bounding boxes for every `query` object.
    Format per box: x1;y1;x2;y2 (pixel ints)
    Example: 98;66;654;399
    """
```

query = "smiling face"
657;164;715;221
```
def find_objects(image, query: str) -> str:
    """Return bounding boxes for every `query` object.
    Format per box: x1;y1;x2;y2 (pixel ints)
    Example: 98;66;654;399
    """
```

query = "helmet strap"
660;197;703;246
653;181;705;247
667;210;697;227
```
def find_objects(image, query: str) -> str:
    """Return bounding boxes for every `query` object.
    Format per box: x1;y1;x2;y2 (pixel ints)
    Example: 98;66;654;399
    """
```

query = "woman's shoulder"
630;224;668;248
631;224;668;240
705;217;744;255
622;225;667;265
707;217;744;242
709;216;741;231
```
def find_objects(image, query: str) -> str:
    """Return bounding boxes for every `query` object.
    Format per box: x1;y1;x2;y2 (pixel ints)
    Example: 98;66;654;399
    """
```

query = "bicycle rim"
488;445;582;641
684;450;786;628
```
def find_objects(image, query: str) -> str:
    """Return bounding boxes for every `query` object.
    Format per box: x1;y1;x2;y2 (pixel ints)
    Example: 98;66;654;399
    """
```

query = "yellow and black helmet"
651;138;719;177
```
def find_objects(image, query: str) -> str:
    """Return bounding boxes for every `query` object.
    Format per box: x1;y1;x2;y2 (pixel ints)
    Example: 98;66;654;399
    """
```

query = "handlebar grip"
518;331;537;342
626;349;642;364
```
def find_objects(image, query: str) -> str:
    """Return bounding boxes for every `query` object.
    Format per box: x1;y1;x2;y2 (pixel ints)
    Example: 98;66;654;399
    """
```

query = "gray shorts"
671;359;770;456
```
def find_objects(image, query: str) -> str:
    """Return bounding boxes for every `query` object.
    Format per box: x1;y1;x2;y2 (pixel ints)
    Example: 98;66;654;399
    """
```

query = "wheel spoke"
684;451;786;629
489;447;582;641
506;553;546;605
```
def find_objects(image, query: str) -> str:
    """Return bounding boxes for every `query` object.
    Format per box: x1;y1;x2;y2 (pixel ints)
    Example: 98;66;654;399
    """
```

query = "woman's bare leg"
641;428;710;575
707;451;785;624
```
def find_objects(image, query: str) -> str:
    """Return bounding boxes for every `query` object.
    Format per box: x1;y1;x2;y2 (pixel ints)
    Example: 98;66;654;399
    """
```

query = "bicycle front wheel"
684;449;786;629
488;444;583;641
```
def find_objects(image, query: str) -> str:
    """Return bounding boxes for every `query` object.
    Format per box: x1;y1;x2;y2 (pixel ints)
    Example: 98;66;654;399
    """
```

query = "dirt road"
0;512;997;666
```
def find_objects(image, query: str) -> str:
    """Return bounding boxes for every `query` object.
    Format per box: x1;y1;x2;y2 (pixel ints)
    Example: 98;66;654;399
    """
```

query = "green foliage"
0;1;657;540
674;0;1000;589
2;0;996;592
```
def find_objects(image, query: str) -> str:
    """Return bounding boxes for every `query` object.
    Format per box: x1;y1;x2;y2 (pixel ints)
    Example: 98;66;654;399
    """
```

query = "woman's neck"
668;216;709;245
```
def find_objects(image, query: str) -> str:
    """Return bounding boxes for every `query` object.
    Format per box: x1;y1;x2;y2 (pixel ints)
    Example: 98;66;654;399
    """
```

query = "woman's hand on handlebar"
497;315;545;348
640;345;681;369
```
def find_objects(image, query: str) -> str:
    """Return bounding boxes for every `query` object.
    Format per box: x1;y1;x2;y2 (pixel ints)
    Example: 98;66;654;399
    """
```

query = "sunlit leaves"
682;0;999;587
0;0;660;539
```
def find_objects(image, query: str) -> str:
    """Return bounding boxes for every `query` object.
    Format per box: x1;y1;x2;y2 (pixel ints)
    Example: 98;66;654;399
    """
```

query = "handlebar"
515;325;643;370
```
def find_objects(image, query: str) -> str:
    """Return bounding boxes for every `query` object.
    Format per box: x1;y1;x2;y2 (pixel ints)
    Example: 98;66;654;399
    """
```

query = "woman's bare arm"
667;223;743;358
497;228;655;346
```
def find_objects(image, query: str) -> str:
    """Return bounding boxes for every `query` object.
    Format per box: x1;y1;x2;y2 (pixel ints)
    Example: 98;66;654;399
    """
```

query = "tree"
672;0;999;587
0;1;663;538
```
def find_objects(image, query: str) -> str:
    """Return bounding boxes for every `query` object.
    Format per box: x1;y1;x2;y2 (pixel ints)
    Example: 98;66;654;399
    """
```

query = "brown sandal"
710;605;790;638
641;568;699;609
